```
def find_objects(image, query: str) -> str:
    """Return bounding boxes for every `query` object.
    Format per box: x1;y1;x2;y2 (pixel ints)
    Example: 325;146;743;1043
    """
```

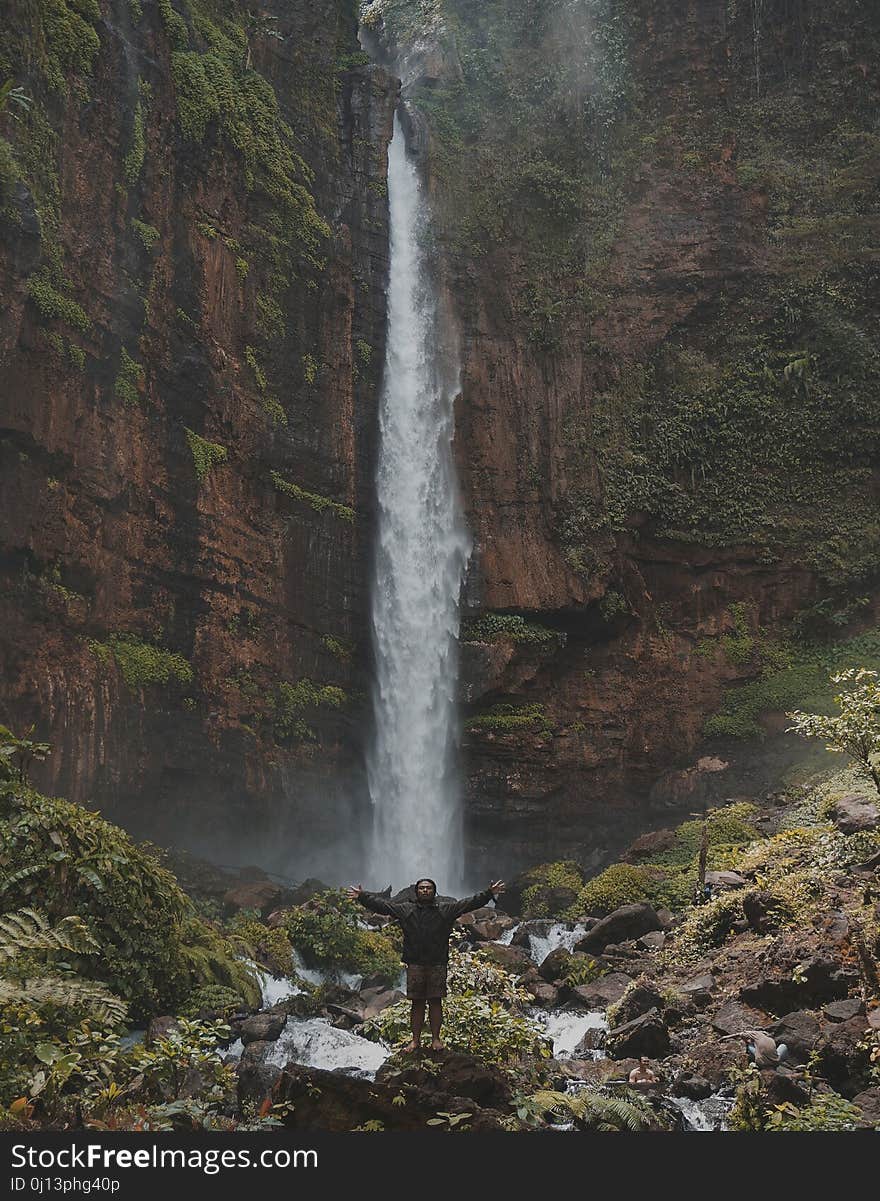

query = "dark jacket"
357;888;495;965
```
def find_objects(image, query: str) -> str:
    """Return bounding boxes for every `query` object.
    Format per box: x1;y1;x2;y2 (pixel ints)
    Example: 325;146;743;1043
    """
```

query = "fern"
0;975;127;1024
528;1087;656;1131
0;908;100;962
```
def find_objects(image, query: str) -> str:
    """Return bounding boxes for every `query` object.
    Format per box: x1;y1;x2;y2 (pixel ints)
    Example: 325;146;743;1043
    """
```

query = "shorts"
405;963;448;1000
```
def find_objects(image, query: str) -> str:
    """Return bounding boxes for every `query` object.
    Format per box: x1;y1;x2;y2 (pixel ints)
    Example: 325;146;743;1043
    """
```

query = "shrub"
286;890;400;983
520;860;584;917
568;863;665;918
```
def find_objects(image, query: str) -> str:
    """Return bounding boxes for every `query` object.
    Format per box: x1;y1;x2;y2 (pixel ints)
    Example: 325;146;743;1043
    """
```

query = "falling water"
367;111;471;893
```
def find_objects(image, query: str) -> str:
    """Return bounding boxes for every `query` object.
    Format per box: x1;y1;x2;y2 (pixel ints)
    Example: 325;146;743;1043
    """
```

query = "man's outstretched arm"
444;880;506;920
347;884;404;918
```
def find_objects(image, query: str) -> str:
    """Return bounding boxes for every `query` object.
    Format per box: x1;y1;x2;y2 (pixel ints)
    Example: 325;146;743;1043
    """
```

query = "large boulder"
684;1040;749;1087
605;1008;670;1059
832;793;880;834
851;1087;880;1128
771;1011;822;1062
571;972;633;1010
538;946;574;983
815;1016;874;1095
236;1041;282;1106
823;999;865;1023
480;943;533;975
742;890;785;934
739;953;857;1013
376;1051;512;1109
608;981;666;1028
524;979;560;1006
240;1011;287;1045
223;879;290;916
574;903;663;954
359;986;405;1020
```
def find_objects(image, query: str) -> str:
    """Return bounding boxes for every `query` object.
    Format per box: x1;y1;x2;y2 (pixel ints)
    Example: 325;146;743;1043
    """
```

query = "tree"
787;668;880;795
0;725;50;784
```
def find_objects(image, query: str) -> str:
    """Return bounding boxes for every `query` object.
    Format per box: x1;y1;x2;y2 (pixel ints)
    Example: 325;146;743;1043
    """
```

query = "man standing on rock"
347;878;505;1052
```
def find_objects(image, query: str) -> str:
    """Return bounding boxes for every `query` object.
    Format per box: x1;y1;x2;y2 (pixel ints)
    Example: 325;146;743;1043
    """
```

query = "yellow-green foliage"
462;613;566;647
114;347;144;405
270;470;354;524
0;784;190;1018
36;0;102;96
123;100;146;184
131;219;158;252
666;892;745;963
567;863;665;918
176;916;260;1007
520;861;584;918
272;678;346;743
89;633;193;689
0;137;19;207
28;269;91;333
184;427;227;483
286;890;401;983
228;916;294;978
467;703;552;735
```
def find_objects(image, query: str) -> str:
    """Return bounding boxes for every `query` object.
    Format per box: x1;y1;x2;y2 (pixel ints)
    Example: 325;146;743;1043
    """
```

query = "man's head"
415;879;437;903
639;1056;650;1068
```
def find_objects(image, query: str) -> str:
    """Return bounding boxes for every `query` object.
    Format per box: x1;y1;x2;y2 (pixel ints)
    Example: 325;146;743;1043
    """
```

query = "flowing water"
367;111;471;892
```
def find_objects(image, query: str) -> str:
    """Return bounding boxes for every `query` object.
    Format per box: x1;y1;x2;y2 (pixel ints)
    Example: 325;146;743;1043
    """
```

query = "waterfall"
367;111;471;894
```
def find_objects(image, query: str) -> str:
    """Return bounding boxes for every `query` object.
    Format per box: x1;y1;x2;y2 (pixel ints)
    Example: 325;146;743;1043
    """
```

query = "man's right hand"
347;884;363;901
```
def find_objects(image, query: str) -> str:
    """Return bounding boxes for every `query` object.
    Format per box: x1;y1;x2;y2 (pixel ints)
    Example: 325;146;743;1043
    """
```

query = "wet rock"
538;946;574;982
241;1011;287;1044
770;1011;821;1062
832;794;880;834
572;1027;607;1056
574;903;663;954
237;1041;282;1107
471;916;513;941
606;1008;670;1059
685;1040;748;1086
524;980;559;1006
571;971;633;1009
672;1074;713;1101
480;943;533;974
359;986;405;1019
823;999;865;1023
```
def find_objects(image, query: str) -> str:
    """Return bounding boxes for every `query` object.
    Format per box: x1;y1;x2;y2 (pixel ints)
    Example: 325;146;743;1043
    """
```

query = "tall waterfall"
367;112;471;894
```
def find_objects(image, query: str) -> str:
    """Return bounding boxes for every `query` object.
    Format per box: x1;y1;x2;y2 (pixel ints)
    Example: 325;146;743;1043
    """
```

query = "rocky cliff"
0;0;395;876
365;0;880;873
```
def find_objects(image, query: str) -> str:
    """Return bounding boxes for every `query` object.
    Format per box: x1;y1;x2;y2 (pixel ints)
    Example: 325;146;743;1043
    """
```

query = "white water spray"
367;111;471;892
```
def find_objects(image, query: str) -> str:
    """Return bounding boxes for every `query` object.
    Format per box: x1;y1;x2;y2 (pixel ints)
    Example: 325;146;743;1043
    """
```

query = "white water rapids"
367;112;471;893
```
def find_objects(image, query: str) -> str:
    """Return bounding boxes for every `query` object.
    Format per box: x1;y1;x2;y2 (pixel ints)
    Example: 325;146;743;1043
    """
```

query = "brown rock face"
0;1;396;876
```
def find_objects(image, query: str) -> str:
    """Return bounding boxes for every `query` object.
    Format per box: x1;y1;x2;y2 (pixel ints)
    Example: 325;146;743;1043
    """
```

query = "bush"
520;861;584;917
286;890;400;983
567;863;665;918
0;784;256;1018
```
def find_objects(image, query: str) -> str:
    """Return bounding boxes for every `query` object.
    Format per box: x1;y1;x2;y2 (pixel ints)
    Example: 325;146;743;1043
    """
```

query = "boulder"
240;1011;287;1045
572;1027;607;1057
705;870;748;890
223;879;289;916
623;829;678;861
288;878;329;906
681;973;715;996
770;1011;821;1062
711;999;770;1037
574;903;663;954
480;943;533;975
571;971;633;1010
511;919;555;948
637;930;666;951
360;987;405;1020
832;793;880;834
375;1050;512;1109
851;1087;880;1128
605;1008;670;1059
759;1069;811;1108
561;1058;632;1086
471;917;511;941
823;999;865;1023
538;946;574;983
739;954;857;1013
236;1041;282;1106
524;980;560;1007
672;1075;713;1101
815;1016;875;1093
609;981;666;1028
866;1008;880;1031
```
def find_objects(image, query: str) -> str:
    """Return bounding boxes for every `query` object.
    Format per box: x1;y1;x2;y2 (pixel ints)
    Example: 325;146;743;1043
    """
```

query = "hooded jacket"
357;887;495;965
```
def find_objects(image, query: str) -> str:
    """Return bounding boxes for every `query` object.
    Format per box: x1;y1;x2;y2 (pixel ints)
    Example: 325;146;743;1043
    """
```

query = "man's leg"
405;1000;425;1052
428;998;443;1050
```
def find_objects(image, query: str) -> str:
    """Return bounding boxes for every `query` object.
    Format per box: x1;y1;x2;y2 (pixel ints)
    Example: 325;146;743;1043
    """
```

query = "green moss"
89;633;193;689
462;612;565;647
286;890;401;984
321;634;352;661
256;293;285;340
123;100;146;185
157;0;190;51
0;137;19;208
184;427;228;483
273;678;346;743
36;0;102;96
705;630;880;740
301;353;318;384
128;0;143;22
244;344;267;391
114;347;144;406
569;863;665;918
520;861;584;918
467;702;553;735
235;256;248;282
131;218;159;252
27;269;91;333
270;470;354;524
